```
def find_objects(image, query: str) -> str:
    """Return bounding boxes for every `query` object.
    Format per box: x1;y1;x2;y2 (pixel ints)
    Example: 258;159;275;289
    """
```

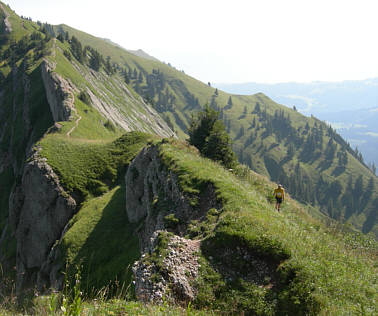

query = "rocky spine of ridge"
125;145;221;304
9;148;76;292
41;60;77;122
1;59;79;291
0;3;12;33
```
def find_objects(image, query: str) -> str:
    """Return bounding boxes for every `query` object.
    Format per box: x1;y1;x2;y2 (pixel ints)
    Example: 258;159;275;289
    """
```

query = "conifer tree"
57;33;65;43
89;49;102;71
138;71;144;83
227;96;233;107
105;56;114;75
124;71;130;84
189;105;237;168
254;102;261;113
70;36;84;63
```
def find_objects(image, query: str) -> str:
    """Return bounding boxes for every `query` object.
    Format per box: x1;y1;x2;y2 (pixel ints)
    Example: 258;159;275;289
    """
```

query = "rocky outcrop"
9;149;76;291
125;145;221;304
70;59;175;138
133;232;200;305
41;60;76;122
0;3;12;33
126;145;220;251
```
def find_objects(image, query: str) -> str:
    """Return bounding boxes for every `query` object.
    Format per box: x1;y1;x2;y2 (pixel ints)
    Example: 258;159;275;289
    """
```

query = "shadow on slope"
61;185;139;297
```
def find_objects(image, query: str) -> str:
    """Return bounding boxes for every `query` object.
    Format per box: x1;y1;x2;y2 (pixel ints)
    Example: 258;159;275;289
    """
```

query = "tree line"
230;102;376;226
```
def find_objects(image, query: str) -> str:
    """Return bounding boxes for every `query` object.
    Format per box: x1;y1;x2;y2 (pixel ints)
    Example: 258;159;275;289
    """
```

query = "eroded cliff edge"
41;60;76;122
9;149;76;291
125;144;221;304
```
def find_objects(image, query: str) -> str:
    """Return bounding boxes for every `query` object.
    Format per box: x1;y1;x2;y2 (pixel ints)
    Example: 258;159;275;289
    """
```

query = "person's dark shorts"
275;197;282;204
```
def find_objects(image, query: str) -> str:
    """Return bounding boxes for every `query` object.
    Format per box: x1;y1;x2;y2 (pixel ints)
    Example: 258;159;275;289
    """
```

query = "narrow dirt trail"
52;38;56;58
66;108;82;137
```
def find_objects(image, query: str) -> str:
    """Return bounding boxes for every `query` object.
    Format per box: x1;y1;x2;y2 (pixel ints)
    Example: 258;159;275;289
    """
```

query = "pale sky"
4;0;378;83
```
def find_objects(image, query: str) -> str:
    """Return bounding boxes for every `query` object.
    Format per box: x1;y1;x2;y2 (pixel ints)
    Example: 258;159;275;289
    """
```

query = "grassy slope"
37;131;156;291
51;24;378;236
8;133;376;315
1;299;213;315
156;140;377;315
0;5;376;314
50;38;172;138
60;186;140;293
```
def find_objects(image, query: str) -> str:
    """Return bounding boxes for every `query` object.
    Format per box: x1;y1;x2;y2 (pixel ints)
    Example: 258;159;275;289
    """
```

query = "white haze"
4;0;378;84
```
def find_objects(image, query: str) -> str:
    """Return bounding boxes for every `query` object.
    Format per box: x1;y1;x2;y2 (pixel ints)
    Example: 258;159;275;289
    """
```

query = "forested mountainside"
49;23;378;237
0;3;377;315
216;79;378;174
0;2;174;273
1;2;377;242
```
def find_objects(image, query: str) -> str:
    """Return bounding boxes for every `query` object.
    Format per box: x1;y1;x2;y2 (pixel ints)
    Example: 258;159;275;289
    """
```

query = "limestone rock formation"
9;149;76;291
125;145;220;251
41;60;76;122
133;232;200;305
0;3;12;33
125;144;221;305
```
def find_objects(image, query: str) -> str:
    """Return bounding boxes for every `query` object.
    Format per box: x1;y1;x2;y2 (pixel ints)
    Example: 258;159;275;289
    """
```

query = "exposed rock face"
41;60;76;122
0;3;12;33
9;149;76;291
69;59;175;138
133;232;200;305
125;145;221;305
126;145;220;251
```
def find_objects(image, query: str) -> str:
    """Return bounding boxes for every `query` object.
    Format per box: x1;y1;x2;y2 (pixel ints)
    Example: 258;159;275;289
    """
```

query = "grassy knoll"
39;132;155;202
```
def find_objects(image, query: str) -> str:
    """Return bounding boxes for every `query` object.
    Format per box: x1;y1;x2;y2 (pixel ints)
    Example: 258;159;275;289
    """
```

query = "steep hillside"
9;135;378;315
0;4;377;314
0;2;173;277
217;79;378;173
50;23;378;236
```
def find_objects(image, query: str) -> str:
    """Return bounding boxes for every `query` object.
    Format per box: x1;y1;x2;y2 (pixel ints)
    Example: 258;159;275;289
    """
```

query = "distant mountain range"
216;80;378;170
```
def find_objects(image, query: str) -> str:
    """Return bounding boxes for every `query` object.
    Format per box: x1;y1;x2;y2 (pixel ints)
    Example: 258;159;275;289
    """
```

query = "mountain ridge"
216;79;378;170
0;4;377;314
1;3;377;236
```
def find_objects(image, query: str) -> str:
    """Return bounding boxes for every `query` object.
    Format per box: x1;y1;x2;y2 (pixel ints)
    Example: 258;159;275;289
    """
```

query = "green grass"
54;41;90;89
2;297;215;315
59;186;140;294
154;139;377;315
49;22;378;237
1;2;39;40
1;134;377;315
39;132;155;202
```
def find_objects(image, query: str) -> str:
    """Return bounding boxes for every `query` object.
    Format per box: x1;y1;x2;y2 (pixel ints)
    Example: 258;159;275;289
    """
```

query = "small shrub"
104;119;116;132
63;49;72;61
78;91;91;105
164;213;180;229
86;179;108;196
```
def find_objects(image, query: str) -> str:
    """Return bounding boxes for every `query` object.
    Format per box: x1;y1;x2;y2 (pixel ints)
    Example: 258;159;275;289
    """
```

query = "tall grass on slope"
59;186;140;296
39;131;155;202
157;140;377;315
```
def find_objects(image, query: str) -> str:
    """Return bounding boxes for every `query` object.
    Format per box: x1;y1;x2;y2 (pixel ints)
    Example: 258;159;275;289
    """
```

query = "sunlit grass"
157;140;377;315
